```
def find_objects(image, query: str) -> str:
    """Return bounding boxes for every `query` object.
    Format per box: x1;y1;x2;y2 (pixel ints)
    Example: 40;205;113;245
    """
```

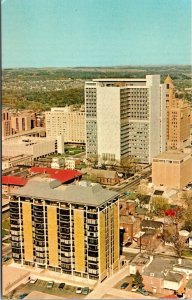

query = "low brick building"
137;230;160;251
120;199;136;215
81;168;120;185
120;215;140;244
142;256;184;295
141;220;164;236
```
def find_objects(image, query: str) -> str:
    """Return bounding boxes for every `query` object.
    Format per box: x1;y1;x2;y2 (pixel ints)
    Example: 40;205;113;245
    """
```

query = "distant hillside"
2;65;191;110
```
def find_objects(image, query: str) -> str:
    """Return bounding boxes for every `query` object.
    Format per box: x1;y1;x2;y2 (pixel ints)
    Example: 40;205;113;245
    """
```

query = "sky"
2;0;192;68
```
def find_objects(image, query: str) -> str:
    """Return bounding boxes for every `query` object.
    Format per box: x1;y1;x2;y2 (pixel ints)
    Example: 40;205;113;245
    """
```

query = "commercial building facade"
85;75;166;164
152;150;192;189
45;106;85;144
10;112;36;134
10;180;119;282
165;75;191;150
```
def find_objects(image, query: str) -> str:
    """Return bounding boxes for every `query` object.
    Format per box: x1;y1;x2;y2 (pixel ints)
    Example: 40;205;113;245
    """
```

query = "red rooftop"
30;166;82;184
2;176;28;186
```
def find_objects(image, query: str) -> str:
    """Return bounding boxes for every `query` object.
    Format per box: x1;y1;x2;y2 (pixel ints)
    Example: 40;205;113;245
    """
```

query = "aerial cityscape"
2;0;192;299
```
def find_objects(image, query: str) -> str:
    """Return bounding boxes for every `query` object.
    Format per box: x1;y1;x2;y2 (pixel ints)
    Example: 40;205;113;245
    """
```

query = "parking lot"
113;275;134;291
10;279;87;299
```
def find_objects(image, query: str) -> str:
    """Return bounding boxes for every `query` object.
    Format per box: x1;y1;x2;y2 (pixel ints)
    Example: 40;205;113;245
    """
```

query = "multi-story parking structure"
85;75;166;164
10;179;119;282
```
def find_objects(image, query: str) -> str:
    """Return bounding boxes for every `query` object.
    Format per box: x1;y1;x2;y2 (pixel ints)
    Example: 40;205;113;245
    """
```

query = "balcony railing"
10;213;19;219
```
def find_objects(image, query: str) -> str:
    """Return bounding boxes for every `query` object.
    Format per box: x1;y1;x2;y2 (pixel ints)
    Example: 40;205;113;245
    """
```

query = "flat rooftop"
130;253;150;266
3;127;46;141
92;78;147;82
153;150;190;161
12;180;118;206
3;136;54;145
143;256;177;278
2;154;33;161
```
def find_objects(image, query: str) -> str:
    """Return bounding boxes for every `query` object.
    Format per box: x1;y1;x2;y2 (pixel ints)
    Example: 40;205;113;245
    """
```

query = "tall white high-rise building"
85;75;166;164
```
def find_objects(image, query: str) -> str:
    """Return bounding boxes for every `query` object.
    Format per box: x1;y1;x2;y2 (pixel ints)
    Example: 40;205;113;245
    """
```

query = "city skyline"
2;0;191;68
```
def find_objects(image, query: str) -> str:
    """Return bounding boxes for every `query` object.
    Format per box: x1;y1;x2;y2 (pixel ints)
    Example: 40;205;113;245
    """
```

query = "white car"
30;278;37;284
76;287;82;294
131;284;138;292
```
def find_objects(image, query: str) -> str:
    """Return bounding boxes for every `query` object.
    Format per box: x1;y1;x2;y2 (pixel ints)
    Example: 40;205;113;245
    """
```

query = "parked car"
138;288;149;296
76;287;82;294
47;281;54;288
19;293;28;299
2;256;10;262
58;283;65;289
82;287;90;295
30;277;37;284
121;282;129;289
131;284;138;292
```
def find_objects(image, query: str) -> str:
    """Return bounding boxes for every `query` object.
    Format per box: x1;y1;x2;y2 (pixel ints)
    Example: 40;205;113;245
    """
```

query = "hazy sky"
2;0;191;68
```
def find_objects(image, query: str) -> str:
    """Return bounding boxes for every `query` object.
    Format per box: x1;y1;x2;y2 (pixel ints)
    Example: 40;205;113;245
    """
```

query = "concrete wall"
164;279;181;291
97;87;121;162
147;75;162;162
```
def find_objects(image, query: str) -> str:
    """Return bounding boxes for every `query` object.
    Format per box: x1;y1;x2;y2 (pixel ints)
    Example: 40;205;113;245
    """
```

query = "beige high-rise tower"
165;75;190;150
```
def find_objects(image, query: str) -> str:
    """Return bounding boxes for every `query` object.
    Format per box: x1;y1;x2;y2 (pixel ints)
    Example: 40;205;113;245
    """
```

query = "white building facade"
45;106;85;144
2;137;56;159
85;75;166;164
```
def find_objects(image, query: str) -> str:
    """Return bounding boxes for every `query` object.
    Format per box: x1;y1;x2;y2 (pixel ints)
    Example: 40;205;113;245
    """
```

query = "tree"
163;223;186;258
182;193;192;231
87;155;98;167
133;270;144;288
173;233;186;258
151;197;170;216
136;194;151;205
121;157;134;173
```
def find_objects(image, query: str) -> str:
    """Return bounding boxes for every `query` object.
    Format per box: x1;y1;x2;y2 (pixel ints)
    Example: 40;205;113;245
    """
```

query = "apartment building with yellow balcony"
10;179;119;282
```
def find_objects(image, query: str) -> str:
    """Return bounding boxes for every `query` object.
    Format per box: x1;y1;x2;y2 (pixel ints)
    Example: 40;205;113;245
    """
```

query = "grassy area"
183;250;192;258
76;163;87;170
65;147;84;155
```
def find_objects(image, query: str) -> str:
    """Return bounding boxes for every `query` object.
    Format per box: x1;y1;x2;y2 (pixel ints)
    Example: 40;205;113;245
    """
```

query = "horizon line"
2;63;192;70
